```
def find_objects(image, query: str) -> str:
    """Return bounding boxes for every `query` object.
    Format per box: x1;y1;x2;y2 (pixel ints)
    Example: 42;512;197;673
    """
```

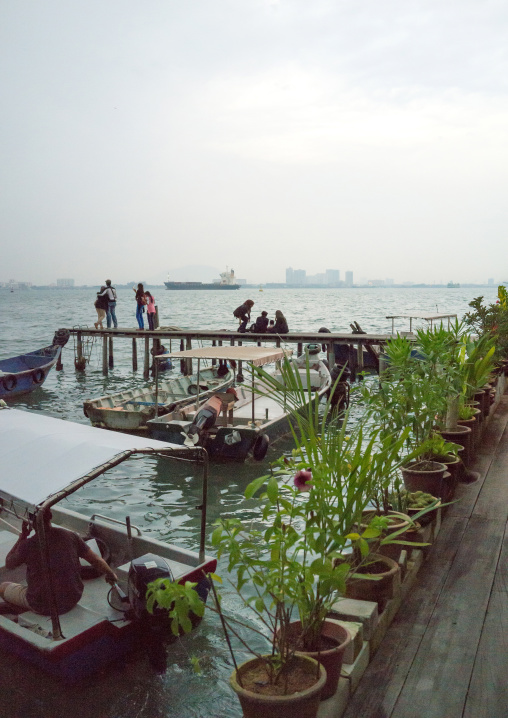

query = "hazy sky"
1;0;507;285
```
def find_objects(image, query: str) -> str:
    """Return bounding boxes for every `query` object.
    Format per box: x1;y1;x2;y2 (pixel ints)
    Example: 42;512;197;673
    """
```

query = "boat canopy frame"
386;313;458;334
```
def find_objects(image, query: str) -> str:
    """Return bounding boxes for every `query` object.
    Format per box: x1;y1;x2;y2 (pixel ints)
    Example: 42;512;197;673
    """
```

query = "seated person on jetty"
267;310;289;334
0;508;117;615
251;311;269;333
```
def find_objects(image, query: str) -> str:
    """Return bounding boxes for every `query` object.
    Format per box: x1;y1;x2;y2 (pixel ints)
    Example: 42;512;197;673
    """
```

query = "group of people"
94;280;157;330
233;300;289;334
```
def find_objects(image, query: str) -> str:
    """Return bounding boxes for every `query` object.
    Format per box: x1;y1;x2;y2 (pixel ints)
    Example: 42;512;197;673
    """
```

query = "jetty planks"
344;393;508;718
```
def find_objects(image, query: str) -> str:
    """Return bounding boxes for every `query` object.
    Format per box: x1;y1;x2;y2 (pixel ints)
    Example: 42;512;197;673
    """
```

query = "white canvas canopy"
0;408;183;508
159;345;292;366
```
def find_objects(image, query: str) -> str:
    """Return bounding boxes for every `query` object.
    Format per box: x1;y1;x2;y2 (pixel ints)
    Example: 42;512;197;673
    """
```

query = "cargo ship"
165;267;240;290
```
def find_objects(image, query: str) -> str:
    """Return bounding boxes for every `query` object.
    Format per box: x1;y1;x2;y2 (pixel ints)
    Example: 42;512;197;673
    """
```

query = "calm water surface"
0;286;497;717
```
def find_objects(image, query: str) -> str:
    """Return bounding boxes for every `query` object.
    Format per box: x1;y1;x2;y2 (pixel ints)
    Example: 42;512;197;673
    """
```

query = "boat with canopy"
147;345;331;462
0;407;215;680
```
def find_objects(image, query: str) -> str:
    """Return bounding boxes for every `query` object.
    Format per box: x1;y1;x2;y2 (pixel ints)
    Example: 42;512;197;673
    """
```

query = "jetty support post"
357;339;364;377
185;336;192;376
108;337;114;369
132;338;138;372
297;342;303;357
77;332;83;364
154;306;160;329
212;340;216;366
102;336;108;376
327;341;335;369
144;337;150;379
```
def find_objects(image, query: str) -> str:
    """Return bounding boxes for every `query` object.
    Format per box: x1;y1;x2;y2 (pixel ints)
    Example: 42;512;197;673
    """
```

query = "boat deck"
343;393;508;718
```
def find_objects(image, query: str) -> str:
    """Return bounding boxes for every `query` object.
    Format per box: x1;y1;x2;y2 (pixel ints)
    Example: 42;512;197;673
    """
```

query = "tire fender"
252;433;269;461
2;374;17;392
32;368;45;385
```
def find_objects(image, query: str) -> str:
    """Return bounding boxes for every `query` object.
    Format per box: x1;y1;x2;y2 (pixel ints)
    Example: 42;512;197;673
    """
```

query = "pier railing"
62;327;393;381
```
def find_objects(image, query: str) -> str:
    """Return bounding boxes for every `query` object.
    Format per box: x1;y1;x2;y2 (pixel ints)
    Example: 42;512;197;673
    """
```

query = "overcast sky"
1;0;507;285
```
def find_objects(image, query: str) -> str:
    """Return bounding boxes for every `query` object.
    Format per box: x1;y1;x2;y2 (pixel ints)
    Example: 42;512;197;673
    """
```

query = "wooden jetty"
61;327;393;381
341;392;508;718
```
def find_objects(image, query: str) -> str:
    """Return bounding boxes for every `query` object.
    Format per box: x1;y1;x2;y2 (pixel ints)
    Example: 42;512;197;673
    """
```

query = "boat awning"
159;345;292;366
0;408;186;509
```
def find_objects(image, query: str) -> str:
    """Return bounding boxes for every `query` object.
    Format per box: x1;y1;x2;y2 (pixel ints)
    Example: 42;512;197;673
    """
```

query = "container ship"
165;267;240;290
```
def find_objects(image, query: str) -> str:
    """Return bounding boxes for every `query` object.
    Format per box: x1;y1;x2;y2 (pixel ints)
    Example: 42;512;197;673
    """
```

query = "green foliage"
146;579;205;636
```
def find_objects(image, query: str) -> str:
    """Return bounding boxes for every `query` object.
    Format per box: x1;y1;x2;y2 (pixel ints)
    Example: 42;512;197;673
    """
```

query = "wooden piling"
357;341;364;374
132;338;138;372
212;340;217;365
185;336;192;376
77;332;83;363
297;342;303;356
144;337;150;379
154;306;160;329
108;337;114;369
102;336;108;376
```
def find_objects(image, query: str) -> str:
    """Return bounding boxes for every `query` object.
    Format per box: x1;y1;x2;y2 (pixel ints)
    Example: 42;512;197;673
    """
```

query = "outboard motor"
128;553;174;625
186;388;238;444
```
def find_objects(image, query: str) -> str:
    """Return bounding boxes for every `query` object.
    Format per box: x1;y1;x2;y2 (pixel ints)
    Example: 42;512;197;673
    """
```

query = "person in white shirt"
98;279;118;328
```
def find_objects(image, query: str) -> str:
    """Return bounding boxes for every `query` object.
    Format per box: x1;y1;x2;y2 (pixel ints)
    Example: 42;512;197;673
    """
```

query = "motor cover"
128;553;174;622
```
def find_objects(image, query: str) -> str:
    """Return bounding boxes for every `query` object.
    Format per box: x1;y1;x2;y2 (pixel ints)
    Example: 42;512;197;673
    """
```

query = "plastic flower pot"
230;654;326;718
285;620;351;700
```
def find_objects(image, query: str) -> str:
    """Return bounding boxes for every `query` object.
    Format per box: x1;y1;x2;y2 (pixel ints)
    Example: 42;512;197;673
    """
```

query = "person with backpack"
94;286;109;329
233;299;254;332
97;279;118;328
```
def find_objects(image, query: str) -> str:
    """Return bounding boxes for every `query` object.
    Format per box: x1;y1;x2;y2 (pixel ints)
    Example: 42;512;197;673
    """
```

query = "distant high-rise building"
294;269;306;284
325;269;340;285
385;278;394;286
345;271;353;287
286;267;294;285
57;278;74;287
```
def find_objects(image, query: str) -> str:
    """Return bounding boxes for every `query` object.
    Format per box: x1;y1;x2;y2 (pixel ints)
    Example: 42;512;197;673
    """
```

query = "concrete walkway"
343;394;508;718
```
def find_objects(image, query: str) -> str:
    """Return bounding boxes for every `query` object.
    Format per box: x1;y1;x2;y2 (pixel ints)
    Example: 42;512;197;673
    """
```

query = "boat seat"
19;603;107;641
0;531;19;570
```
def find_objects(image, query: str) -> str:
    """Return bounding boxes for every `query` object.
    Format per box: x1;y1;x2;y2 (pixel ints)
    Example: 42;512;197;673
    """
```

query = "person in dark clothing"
251;311;269;333
233;300;254;325
94;286;109;329
267;310;289;334
0;509;117;616
133;283;146;329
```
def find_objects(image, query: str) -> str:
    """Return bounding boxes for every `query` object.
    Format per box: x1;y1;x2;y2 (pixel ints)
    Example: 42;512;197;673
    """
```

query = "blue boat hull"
0;345;61;398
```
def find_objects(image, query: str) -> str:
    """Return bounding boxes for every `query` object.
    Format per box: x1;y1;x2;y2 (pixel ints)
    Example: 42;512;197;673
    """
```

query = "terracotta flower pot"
230;654;326;718
346;554;400;608
358;510;412;563
285;620;351;700
401;461;448;499
438;425;473;466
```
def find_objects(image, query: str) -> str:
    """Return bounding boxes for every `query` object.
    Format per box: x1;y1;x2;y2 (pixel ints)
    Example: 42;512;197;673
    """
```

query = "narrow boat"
0;344;62;398
147;345;331;462
0;407;216;681
83;364;234;431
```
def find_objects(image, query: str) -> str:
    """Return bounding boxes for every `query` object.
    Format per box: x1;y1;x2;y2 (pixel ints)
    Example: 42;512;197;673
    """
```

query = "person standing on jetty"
233;299;254;332
145;291;156;330
97;279;118;328
94;286;108;329
133;283;146;329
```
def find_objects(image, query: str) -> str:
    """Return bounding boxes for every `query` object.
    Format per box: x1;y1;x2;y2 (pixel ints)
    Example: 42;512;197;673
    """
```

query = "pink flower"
294;469;313;491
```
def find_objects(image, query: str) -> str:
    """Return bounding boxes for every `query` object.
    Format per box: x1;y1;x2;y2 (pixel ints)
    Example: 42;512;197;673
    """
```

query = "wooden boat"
83;365;233;431
0;344;62;398
0;407;215;681
147;345;331;462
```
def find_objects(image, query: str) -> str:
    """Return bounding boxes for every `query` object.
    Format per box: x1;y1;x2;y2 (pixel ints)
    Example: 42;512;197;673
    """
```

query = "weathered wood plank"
463;524;508;718
389;516;504;718
343;517;469;718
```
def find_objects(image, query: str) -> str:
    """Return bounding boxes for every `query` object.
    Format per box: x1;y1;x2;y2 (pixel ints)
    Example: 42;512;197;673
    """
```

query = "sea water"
0;286;497;717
